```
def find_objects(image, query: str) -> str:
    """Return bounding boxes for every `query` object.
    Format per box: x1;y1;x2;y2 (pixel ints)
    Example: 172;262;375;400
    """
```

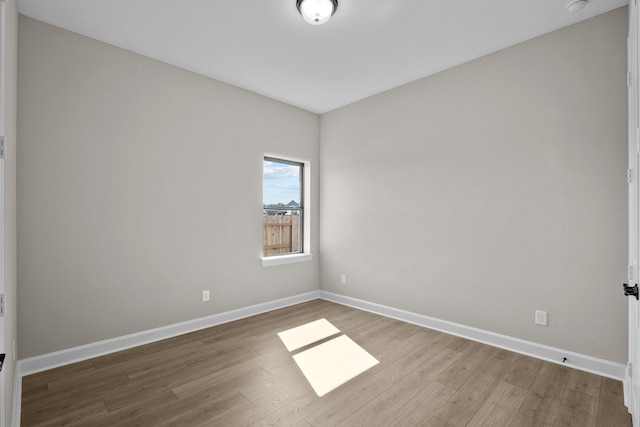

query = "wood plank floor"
21;299;631;426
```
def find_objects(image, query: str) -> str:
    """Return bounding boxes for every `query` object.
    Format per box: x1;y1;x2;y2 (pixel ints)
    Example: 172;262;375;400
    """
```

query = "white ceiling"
17;0;628;114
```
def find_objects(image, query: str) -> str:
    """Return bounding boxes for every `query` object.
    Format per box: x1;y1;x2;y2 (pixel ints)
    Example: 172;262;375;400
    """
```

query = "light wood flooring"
21;299;631;426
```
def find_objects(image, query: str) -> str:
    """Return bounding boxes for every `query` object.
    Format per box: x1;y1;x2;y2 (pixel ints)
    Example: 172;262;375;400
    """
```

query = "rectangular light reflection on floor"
277;318;341;352
292;334;379;397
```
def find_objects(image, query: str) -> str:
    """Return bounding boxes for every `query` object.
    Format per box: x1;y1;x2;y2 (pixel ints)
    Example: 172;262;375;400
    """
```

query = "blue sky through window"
263;159;301;206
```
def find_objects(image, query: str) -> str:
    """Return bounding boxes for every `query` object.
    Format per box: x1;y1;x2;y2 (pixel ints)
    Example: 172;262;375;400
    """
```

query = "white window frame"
262;153;312;267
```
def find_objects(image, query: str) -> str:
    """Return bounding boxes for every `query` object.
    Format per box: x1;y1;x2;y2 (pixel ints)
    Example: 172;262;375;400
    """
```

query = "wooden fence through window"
263;215;300;256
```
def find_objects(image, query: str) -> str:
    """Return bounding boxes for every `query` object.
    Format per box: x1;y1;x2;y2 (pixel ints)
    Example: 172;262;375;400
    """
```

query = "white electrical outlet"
535;310;547;326
202;290;210;302
341;274;347;285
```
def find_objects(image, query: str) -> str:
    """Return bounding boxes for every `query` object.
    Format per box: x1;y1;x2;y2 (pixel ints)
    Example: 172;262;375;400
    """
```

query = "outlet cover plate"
535;310;547;326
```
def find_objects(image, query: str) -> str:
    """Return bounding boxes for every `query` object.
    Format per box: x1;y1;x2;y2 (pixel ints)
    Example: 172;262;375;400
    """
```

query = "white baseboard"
19;289;627;380
19;291;320;376
319;291;627;381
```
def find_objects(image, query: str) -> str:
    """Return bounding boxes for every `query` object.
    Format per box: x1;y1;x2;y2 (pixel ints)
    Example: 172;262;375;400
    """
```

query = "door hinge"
630;71;633;88
0;136;6;160
0;293;4;316
629;169;633;184
624;283;639;300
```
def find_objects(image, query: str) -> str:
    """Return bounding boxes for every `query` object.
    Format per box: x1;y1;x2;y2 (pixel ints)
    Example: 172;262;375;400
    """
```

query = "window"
263;157;304;257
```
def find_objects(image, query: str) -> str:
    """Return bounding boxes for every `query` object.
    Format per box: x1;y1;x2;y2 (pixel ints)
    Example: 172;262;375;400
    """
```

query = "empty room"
1;0;639;426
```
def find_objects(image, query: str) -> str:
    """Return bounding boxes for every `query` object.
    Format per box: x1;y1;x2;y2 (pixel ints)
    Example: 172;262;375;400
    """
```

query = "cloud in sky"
263;160;301;205
264;161;299;179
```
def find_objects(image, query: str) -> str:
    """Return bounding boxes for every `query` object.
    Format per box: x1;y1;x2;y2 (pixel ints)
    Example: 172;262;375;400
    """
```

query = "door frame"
0;0;6;425
628;1;640;425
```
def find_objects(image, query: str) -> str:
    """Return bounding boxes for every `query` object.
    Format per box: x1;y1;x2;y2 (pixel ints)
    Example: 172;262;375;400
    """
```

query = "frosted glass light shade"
296;0;338;25
566;0;587;12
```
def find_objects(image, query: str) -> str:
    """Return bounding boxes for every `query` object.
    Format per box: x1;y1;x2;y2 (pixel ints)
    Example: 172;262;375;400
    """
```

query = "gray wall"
17;8;629;365
17;16;320;358
4;0;18;424
320;8;628;363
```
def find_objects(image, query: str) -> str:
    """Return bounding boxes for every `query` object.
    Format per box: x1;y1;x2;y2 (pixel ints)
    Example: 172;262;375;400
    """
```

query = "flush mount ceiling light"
296;0;338;25
566;0;587;12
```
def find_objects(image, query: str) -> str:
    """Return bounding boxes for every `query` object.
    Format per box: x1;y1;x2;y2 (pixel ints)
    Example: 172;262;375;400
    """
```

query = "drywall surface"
320;8;628;362
17;16;320;358
4;0;18;424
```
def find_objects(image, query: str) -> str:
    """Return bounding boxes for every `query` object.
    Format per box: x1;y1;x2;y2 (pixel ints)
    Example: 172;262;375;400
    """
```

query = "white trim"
320;291;627;381
628;0;640;422
0;0;6;425
17;289;628;379
10;363;19;427
627;367;634;420
262;253;313;267
19;291;320;376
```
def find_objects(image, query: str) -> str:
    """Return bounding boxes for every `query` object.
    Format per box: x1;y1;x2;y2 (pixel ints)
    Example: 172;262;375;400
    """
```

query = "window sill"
261;253;313;267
